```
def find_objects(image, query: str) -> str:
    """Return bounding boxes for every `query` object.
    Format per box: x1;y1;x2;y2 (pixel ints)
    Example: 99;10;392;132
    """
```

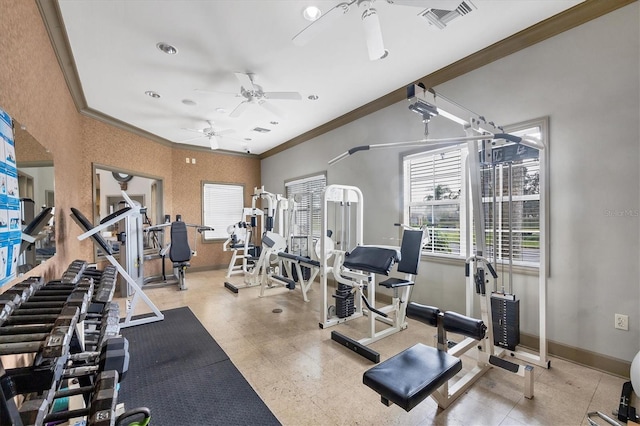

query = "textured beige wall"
171;148;261;269
0;1;260;285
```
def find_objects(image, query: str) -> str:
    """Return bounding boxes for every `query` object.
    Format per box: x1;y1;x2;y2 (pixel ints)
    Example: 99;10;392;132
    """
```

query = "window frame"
284;172;327;242
201;181;245;242
403;117;548;270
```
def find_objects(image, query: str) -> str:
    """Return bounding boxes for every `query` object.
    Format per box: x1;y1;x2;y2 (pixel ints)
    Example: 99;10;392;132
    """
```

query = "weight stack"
334;283;355;318
491;293;520;351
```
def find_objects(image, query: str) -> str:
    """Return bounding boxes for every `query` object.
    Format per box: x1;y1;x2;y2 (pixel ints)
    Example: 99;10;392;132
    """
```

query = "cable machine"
329;85;549;369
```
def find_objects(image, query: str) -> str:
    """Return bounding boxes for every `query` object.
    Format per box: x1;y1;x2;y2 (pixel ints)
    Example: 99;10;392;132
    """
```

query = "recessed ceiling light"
303;6;322;21
145;91;160;98
182;99;197;106
308;94;319;100
156;42;178;55
215;108;228;114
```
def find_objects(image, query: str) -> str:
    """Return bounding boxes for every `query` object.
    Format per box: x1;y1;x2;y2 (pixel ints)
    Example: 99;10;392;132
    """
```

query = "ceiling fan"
292;0;476;61
229;72;302;118
181;120;234;150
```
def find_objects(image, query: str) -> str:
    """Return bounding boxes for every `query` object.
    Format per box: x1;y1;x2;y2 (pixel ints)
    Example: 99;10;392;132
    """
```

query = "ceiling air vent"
419;0;476;30
252;127;271;133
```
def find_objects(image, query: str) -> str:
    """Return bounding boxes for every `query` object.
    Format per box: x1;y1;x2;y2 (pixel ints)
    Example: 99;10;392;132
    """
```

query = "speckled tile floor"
116;269;628;426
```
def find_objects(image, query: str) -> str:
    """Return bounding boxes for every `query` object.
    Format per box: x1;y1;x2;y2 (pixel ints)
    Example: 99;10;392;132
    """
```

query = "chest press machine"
328;86;547;410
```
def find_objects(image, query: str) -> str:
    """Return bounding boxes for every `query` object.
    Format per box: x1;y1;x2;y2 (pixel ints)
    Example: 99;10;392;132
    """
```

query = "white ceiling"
53;0;582;155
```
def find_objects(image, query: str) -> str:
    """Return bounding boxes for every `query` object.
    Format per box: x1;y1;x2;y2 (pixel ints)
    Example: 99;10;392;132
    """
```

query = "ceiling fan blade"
209;136;219;150
216;129;235;136
234;72;255;91
360;2;387;60
259;100;285;118
194;88;239;96
230;100;251;118
179;135;206;143
181;127;205;134
292;2;351;46
264;91;302;101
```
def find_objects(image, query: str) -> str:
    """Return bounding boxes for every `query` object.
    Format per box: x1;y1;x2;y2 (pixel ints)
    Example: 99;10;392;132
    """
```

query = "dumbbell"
19;370;120;426
2;278;94;324
0;305;80;358
82;265;118;305
84;303;121;350
60;259;89;284
64;336;130;382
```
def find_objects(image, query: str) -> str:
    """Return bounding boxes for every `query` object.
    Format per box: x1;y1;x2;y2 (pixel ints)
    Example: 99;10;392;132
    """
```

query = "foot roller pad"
363;343;462;412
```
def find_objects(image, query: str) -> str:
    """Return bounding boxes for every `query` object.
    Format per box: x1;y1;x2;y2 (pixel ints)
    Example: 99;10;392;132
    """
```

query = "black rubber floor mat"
119;307;280;426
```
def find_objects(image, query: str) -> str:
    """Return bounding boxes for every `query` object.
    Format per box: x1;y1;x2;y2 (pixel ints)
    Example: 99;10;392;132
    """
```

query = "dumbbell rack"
0;259;147;426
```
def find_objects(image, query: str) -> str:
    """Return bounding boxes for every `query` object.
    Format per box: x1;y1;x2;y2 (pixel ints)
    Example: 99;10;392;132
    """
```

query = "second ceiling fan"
229;72;302;118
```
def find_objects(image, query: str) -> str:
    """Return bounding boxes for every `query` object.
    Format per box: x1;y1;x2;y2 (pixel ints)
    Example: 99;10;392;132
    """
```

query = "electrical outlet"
615;314;629;331
191;158;196;164
185;157;189;163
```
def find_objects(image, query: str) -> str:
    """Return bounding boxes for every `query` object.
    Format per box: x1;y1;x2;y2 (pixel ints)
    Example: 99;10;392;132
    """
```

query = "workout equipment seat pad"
363;343;462;412
344;246;400;275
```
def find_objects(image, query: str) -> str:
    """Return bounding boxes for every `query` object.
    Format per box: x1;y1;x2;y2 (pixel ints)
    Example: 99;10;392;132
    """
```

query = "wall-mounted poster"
0;106;20;287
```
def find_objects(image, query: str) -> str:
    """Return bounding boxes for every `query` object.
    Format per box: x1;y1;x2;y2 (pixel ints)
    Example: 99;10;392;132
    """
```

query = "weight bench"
363;302;533;411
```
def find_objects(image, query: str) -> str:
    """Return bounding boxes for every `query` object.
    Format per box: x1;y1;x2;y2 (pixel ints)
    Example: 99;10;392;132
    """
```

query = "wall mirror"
14;122;55;272
92;165;164;260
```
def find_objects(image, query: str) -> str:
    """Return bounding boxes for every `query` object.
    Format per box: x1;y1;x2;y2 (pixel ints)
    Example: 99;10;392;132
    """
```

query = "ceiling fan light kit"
292;0;477;61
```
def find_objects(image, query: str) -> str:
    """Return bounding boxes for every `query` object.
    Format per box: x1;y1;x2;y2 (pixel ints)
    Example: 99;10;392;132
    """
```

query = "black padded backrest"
397;229;423;275
169;221;191;263
100;207;131;224
70;207;113;256
23;207;53;235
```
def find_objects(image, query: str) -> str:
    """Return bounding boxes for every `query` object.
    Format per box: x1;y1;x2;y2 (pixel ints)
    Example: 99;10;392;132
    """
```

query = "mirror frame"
92;163;164;262
15;122;55;271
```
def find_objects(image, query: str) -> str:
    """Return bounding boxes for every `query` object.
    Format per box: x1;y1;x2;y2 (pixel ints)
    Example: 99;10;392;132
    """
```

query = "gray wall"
261;3;640;362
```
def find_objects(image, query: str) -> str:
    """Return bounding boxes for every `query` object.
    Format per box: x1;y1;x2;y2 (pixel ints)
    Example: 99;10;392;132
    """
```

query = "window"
404;120;546;267
285;173;326;240
404;148;464;256
202;182;244;240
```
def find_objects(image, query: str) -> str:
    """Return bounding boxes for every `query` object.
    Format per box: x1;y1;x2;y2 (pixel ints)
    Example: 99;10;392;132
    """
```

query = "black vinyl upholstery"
363;343;461;412
343;246;400;275
406;302;440;328
442;311;487;340
169;221;191;265
23;207;53;236
70;207;113;256
396;229;423;275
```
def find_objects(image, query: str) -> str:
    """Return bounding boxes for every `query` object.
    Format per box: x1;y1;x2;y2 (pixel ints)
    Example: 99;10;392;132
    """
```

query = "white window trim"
404;117;548;270
202;182;244;241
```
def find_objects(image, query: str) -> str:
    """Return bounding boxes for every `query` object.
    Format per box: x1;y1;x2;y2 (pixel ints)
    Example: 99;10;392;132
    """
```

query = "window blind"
202;183;244;240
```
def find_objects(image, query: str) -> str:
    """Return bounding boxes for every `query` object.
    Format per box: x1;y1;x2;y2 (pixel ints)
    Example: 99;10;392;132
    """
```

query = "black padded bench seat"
363;343;462;412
